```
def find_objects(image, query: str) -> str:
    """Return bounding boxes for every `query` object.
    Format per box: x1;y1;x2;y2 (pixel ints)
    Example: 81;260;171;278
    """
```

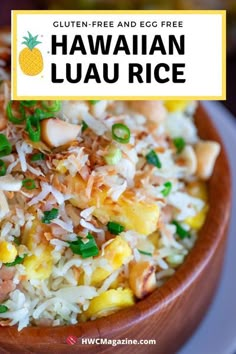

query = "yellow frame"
12;10;226;101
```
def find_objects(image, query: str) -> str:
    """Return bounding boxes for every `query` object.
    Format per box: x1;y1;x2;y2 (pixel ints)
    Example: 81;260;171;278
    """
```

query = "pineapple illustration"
19;32;43;76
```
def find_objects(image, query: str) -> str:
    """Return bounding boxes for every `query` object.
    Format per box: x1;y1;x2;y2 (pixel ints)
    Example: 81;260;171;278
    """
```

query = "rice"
0;74;220;330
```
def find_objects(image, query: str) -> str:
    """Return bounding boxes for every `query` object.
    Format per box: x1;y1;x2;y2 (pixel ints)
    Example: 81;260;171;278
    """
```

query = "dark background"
0;0;235;116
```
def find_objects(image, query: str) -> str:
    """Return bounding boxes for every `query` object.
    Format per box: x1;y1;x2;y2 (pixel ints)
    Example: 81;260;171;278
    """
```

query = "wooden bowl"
0;104;231;354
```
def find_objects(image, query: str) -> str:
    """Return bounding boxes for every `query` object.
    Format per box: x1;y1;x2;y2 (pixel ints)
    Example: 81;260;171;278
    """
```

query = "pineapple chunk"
185;205;208;230
109;273;127;289
164;100;189;113
148;231;160;248
56;160;67;174
22;218;53;279
90;268;110;286
70;176;159;235
187;181;208;201
94;196;159;236
91;236;132;286
23;245;53;280
22;219;49;251
22;221;39;251
185;181;208;230
0;241;17;263
79;288;135;321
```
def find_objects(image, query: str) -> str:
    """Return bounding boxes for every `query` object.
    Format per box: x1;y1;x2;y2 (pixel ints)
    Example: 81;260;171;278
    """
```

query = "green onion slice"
42;208;59;224
20;100;37;107
68;233;99;259
112;123;131;144
25;116;41;142
161;181;172;197
104;146;122;166
0;134;12;157
166;254;185;266
146;150;162;169
172;220;190;239
0;160;6;176
138;249;153;256
6;101;26;124
41;100;61;112
31;152;45;162
34;108;53;121
13;237;20;245
0;305;8;313
4;254;27;267
107;221;125;235
173;137;186;154
82;120;88;132
22;178;36;190
89;100;100;105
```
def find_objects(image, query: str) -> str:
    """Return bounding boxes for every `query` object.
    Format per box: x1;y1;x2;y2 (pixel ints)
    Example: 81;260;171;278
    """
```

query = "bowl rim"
0;103;232;343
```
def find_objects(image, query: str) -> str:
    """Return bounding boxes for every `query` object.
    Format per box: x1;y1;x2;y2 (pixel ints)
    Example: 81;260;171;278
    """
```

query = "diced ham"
0;280;16;303
0;266;16;302
0;266;15;280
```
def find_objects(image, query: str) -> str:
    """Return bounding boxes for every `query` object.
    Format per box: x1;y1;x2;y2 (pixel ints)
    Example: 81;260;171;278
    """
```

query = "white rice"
0;95;217;331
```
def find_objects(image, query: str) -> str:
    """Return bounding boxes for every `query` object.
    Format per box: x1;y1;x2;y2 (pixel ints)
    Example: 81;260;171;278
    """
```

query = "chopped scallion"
89;100;100;105
42;208;59;224
0;160;6;176
104;146;122;166
6;101;26;124
0;134;12;157
112;123;130;144
13;237;20;246
172;220;190;239
173;137;186;153
4;254;27;267
138;249;153;256
146;150;162;169
107;221;125;235
166;254;185;266
22;178;36;190
41;100;61;112
25;116;41;142
68;233;99;258
31;152;45;161
0;305;8;313
161;181;172;197
20;100;37;107
34;108;53;121
82;120;88;132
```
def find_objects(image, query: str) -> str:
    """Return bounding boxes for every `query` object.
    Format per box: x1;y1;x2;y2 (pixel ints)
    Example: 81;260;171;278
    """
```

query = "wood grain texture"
0;104;231;354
